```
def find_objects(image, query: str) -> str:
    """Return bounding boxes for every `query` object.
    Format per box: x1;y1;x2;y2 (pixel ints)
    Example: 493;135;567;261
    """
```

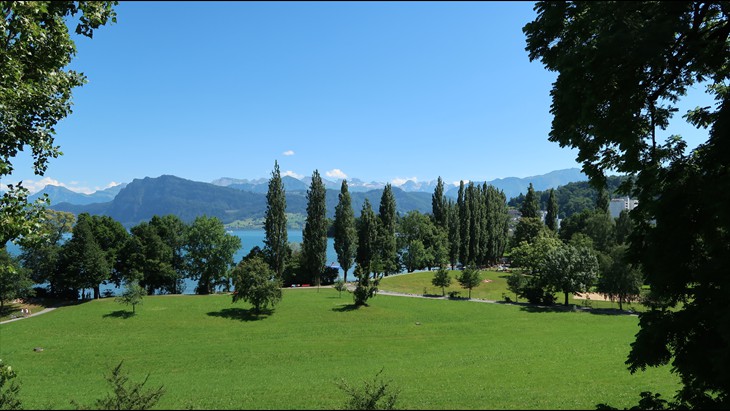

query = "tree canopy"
525;1;730;407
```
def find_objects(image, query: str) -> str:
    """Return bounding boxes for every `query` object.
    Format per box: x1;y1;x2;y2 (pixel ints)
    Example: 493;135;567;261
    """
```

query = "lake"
6;229;355;296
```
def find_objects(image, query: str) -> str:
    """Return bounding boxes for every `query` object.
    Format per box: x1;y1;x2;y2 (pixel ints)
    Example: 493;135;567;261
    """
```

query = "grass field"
379;269;649;312
1;288;677;409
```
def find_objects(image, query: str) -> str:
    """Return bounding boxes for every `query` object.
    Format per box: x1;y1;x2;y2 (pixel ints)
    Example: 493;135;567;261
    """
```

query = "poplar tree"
334;180;357;283
431;177;447;229
356;199;378;277
377;184;398;276
446;199;461;270
545;189;559;232
520;183;540;219
302;170;328;287
457;181;470;266
264;161;288;280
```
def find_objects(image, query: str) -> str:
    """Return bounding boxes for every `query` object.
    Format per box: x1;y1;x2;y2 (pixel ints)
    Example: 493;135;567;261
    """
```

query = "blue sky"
8;1;714;194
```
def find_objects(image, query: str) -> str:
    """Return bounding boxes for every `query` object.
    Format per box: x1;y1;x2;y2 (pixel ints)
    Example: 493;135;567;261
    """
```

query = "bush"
336;368;399;410
71;361;164;410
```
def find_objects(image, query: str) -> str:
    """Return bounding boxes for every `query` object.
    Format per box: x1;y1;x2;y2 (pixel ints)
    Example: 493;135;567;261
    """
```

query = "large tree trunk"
564;292;570;306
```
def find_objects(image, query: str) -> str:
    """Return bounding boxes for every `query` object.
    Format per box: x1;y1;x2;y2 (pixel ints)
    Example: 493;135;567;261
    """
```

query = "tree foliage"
377;184;398;276
185;216;241;295
115;281;146;314
525;1;730;406
263;161;288;280
0;1;116;247
336;368;399;410
232;255;282;314
431;267;451;296
334;180;357;283
75;361;164;411
301;170;328;287
456;266;481;299
0;359;22;410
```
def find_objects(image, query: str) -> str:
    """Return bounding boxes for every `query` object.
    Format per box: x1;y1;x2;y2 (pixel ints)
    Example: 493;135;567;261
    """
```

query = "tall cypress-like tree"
457;181;470;266
302;170;328;288
466;182;481;266
356;199;378;276
264;161;288;280
545;189;559;232
446;199;460;270
377;184;398;276
431;176;447;229
334;180;357;283
520;183;540;219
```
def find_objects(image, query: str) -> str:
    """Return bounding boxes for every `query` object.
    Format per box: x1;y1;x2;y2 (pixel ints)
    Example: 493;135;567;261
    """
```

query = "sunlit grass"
1;288;676;409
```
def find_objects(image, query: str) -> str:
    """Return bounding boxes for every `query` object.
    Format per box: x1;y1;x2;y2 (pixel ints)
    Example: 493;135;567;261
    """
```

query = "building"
609;197;638;219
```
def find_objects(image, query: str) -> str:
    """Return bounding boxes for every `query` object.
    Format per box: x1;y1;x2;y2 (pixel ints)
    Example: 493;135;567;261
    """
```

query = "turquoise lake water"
6;229;355;296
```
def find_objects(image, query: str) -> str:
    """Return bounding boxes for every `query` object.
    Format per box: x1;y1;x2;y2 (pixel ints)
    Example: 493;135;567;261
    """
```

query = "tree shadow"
207;307;272;322
331;303;363;312
103;310;136;319
518;304;637;316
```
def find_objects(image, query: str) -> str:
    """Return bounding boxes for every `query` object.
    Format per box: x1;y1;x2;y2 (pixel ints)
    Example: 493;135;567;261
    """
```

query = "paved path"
0;307;58;325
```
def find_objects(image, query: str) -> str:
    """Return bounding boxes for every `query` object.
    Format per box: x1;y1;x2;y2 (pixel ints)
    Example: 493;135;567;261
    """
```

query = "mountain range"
44;168;588;228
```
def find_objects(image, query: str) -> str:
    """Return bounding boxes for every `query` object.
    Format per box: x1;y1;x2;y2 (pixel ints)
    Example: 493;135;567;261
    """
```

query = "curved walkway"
0;307;58;325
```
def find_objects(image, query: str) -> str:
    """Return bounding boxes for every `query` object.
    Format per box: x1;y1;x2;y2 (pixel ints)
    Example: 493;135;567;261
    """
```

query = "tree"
333;278;347;298
115;281;146;314
597;245;643;311
446;199;460;270
232;255;282;315
19;210;74;297
336;368;400;410
61;214;110;300
457;181;469;266
74;361;165;411
0;359;22;410
301;170;328;288
377;184;398;276
264;160;288;280
431;176;447;229
185;216;241;295
334;180;357;283
520;183;540;219
542;244;599;306
431;267;451;296
0;248;34;312
457;266;481;299
356;199;378;277
525;2;730;406
545;189;559;232
0;2;116;248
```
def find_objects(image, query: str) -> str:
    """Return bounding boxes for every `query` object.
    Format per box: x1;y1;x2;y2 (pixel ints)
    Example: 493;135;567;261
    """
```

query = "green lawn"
1;288;677;409
380;269;649;312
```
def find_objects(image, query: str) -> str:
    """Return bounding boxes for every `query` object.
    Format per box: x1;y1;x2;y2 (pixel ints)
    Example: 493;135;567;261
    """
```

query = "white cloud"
282;150;295;156
325;169;348;179
391;176;418;186
451;180;467;186
282;170;303;179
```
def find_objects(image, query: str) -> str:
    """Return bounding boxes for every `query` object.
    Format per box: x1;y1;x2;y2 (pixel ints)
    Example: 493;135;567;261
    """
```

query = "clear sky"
7;1;714;194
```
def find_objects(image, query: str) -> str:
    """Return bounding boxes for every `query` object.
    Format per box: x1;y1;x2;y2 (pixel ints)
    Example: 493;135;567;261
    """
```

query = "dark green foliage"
397;211;447;272
61;214;111;300
446;200;460;270
0;1;116;247
0;359;22;410
377;184;398;276
519;183;540;219
115;281;146;314
512;217;549;246
431;176;447;229
542;244;599;306
232;255;282;314
431;267;451;296
505;271;527;303
457;181;469;266
456;266;481;299
333;279;347;297
526;1;730;406
597;246;643;311
336;368;399;410
185;216;241;295
73;361;164;410
545;189;558;232
614;209;633;246
0;248;34;311
356;199;378;277
334;180;357;283
264;161;288;280
352;264;379;307
302;170;328;287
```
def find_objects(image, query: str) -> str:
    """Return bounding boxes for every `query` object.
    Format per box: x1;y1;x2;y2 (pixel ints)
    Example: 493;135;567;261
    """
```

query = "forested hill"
508;175;630;219
50;175;433;227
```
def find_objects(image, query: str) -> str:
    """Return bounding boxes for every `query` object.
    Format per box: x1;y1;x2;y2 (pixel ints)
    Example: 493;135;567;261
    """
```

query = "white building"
609;197;638;218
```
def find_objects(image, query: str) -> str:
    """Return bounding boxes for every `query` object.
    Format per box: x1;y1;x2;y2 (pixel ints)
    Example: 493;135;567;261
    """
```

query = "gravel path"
0;307;58;325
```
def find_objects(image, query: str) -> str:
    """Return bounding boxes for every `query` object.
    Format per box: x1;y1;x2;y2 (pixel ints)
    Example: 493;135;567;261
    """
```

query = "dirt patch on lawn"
573;292;611;301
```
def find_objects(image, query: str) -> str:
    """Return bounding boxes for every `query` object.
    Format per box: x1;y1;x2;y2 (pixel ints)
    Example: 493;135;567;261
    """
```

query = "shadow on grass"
331;304;363;312
103;310;136;319
207;307;272;322
517;304;637;316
